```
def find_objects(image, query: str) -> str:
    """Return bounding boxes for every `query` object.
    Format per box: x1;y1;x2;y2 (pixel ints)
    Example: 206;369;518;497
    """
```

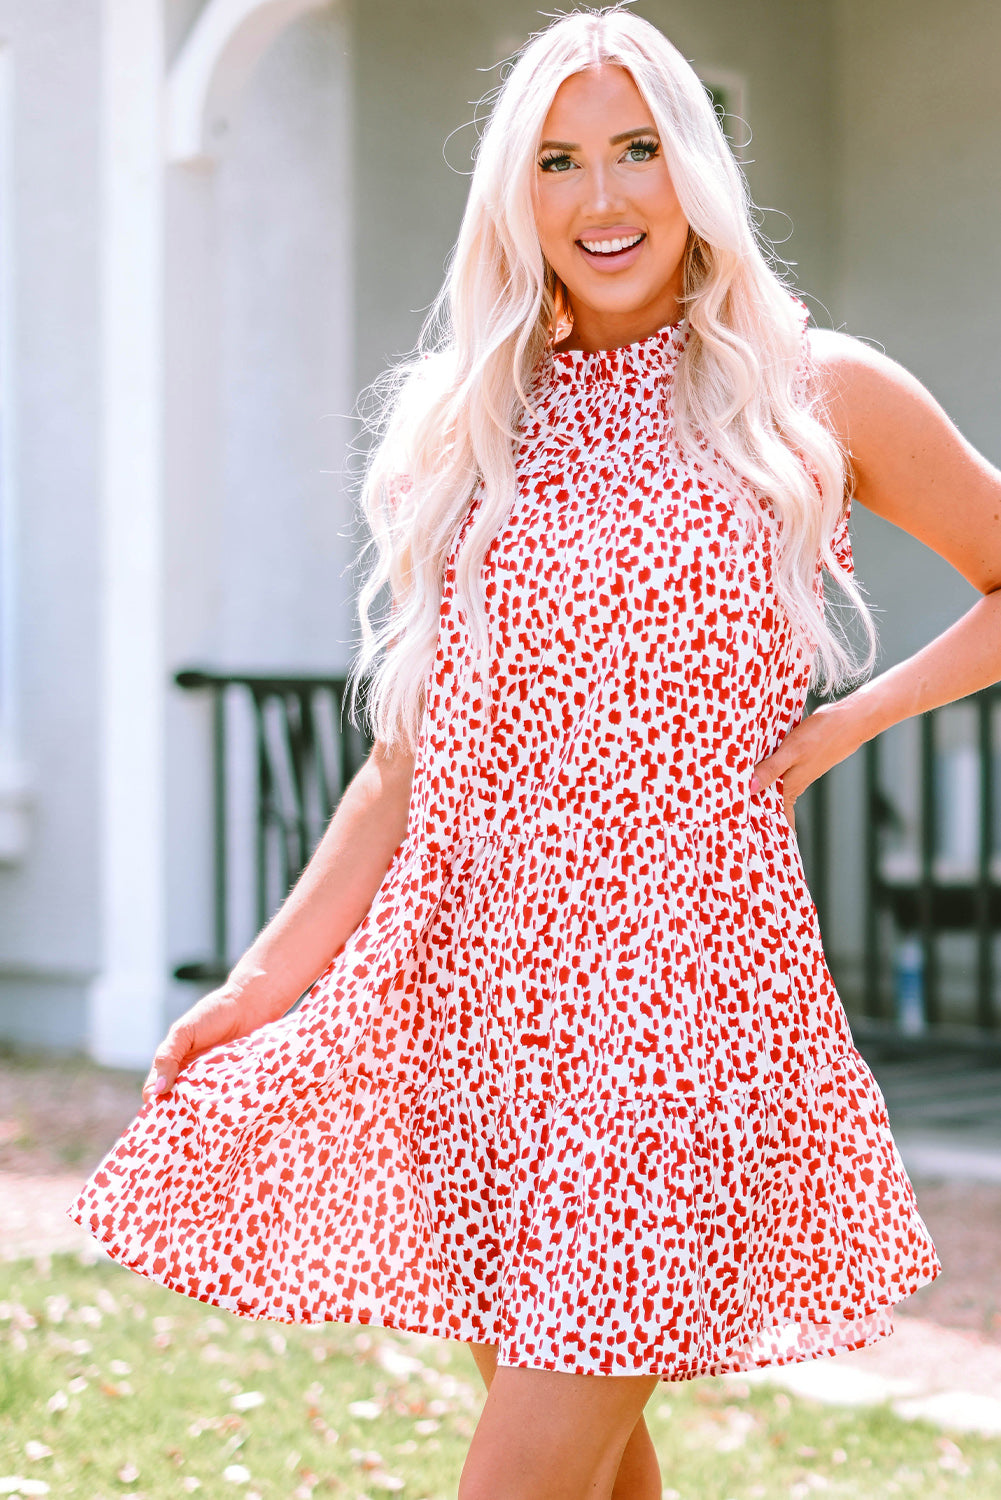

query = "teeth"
580;233;643;254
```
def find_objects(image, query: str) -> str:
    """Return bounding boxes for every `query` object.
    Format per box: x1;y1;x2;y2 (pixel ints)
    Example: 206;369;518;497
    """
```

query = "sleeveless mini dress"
68;300;940;1381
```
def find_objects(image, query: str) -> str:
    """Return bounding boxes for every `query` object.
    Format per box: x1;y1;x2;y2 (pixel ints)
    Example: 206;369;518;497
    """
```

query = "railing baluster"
863;737;882;1019
212;682;228;973
919;710;939;1025
810;770;829;942
250;688;272;935
337;680;357;804
173;669;372;984
976;690;995;1028
311;687;334;826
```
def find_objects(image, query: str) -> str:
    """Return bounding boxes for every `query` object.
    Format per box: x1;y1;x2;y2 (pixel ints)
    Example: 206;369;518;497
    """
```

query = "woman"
70;6;1001;1496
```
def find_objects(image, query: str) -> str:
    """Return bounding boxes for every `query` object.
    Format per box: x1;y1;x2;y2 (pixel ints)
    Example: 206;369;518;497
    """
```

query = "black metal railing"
860;683;1001;1034
798;682;1001;1039
172;669;372;984
174;668;1001;1039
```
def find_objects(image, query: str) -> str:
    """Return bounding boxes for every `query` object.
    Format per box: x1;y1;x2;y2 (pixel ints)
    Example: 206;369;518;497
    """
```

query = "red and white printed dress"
69;301;940;1380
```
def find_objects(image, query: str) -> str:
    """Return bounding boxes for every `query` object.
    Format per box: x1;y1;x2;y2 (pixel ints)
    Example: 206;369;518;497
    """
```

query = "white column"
89;0;167;1067
0;41;32;863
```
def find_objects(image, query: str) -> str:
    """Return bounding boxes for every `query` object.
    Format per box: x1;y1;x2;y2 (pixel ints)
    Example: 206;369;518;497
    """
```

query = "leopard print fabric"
68;299;940;1380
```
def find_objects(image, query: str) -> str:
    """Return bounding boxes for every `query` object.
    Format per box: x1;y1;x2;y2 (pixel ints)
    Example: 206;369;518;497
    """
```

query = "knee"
458;1436;619;1500
458;1464;606;1500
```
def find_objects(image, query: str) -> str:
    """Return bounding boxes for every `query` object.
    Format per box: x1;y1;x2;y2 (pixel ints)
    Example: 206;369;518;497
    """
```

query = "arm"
754;328;1001;829
142;737;416;1102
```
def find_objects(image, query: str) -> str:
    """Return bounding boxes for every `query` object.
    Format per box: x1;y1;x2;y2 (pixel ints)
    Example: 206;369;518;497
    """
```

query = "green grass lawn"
2;1250;1000;1499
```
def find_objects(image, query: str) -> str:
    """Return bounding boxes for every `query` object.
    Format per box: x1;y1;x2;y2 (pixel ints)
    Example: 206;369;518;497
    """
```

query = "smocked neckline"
548;317;689;383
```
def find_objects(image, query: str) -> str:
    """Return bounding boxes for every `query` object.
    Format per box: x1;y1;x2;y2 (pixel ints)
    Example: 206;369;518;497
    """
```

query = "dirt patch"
0;1051;144;1175
897;1178;1001;1343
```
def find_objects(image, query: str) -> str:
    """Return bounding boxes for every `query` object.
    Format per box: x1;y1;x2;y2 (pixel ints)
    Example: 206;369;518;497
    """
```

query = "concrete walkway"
868;1050;1001;1177
736;1318;1001;1438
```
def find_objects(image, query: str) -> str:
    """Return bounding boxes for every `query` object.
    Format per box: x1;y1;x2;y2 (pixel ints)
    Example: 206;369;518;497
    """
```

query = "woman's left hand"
751;699;868;834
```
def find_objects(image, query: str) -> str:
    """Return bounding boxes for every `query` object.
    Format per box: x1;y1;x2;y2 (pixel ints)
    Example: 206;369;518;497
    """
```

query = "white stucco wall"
836;0;1000;669
164;2;354;995
0;0;101;1049
814;0;1001;1003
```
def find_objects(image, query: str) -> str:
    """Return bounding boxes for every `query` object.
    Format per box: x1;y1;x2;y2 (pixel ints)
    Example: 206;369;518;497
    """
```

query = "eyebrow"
538;127;658;150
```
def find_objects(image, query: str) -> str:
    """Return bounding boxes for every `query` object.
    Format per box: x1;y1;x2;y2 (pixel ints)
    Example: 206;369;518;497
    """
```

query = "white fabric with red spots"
68;296;941;1380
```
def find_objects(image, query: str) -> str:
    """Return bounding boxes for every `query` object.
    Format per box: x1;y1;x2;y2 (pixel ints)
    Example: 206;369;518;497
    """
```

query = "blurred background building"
0;0;998;1067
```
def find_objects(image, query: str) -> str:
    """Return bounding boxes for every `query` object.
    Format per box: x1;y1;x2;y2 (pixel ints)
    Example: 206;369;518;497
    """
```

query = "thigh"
468;1339;499;1392
458;1355;660;1500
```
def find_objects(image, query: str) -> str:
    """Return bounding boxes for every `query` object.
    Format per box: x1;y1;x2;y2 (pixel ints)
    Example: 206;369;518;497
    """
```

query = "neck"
555;285;685;354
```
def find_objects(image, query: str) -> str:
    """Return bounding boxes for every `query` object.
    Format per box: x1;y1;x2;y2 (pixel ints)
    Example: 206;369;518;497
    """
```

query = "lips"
577;232;645;255
575;231;647;269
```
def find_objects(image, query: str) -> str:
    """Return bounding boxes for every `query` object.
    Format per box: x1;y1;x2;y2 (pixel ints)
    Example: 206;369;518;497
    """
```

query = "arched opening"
163;0;355;1007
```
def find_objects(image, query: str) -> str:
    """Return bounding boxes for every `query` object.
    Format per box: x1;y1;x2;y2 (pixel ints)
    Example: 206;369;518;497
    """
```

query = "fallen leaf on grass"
348;1449;385;1471
308;1415;339;1445
230;1391;266;1412
376;1345;427;1379
348;1400;383;1420
43;1296;70;1325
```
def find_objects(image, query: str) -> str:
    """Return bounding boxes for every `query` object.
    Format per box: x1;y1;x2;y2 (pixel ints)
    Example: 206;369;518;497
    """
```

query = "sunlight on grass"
2;1251;1001;1497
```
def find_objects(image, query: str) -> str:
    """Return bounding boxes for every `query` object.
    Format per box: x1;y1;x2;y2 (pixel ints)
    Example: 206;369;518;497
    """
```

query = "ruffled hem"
66;1047;941;1383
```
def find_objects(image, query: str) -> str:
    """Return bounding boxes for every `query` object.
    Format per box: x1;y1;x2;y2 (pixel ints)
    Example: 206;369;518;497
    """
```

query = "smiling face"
531;63;690;353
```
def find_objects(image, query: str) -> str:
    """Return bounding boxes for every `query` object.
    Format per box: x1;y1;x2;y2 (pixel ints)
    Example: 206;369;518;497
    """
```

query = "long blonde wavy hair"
348;3;877;753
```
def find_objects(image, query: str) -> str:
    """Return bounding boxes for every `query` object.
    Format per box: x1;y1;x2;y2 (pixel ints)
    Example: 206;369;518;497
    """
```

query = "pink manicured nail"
155;1075;168;1094
750;774;762;793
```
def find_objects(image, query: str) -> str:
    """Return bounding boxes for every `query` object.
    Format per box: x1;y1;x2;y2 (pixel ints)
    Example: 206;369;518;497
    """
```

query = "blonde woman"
71;5;1001;1495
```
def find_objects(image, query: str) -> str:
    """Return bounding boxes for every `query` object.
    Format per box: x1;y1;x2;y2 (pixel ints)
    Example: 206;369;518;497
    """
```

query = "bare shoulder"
805;327;940;437
804;327;1001;594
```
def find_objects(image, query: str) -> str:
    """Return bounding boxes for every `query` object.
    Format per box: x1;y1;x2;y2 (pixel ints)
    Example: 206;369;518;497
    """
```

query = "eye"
623;137;660;163
538;149;575;173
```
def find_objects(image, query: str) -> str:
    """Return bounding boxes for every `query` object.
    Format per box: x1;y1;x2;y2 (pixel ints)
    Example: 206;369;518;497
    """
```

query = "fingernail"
155;1075;168;1094
750;774;762;793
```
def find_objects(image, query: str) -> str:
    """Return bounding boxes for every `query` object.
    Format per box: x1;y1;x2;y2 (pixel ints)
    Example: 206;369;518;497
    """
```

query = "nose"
583;158;624;217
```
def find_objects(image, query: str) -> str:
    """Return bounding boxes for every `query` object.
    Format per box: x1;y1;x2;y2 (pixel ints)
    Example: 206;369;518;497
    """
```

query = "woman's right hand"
139;740;415;1109
141;987;270;1105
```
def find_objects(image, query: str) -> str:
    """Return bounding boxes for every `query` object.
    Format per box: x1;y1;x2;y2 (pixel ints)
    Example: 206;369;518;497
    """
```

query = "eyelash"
538;137;660;172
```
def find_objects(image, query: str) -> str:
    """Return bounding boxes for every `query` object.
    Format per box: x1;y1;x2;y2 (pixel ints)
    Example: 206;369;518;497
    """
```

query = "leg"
463;1342;662;1500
